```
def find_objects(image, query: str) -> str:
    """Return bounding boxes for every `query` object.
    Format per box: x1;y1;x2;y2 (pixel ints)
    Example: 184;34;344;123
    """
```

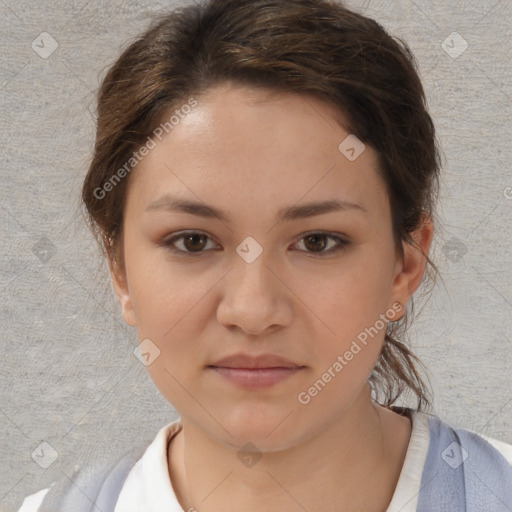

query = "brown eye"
294;232;350;256
303;234;328;252
163;231;218;255
182;233;207;252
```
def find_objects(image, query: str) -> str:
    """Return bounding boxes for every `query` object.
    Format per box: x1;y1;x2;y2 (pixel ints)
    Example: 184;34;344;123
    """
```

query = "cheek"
132;278;208;342
127;258;211;406
301;263;392;335
125;241;205;330
294;261;393;386
125;249;222;380
293;275;389;416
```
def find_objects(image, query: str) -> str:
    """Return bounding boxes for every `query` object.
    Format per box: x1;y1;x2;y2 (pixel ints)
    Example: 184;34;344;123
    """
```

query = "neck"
168;387;412;512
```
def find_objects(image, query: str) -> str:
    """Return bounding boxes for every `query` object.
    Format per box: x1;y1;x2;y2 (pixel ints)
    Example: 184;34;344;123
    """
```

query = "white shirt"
18;410;512;512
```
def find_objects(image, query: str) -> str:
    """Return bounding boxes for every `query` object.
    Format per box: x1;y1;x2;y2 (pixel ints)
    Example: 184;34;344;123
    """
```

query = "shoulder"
15;443;148;512
425;412;512;468
470;431;512;467
16;420;181;512
417;411;512;508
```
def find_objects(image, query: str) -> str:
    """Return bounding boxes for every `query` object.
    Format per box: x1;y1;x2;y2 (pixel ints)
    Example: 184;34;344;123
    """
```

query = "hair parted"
82;0;443;413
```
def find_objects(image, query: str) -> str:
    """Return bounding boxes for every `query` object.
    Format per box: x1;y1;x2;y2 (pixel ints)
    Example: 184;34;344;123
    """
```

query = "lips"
208;352;303;369
207;353;306;389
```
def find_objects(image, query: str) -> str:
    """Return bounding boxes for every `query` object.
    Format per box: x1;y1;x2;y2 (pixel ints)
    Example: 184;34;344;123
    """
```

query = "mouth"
207;366;305;389
206;353;306;389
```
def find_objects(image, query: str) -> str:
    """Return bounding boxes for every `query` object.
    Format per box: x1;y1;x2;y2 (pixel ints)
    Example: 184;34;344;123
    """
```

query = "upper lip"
208;352;304;369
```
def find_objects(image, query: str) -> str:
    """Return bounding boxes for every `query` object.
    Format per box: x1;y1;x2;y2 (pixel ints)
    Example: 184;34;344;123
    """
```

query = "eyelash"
161;231;350;257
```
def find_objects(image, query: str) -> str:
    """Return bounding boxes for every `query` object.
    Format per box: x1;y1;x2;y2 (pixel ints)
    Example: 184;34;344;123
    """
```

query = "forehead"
125;82;389;222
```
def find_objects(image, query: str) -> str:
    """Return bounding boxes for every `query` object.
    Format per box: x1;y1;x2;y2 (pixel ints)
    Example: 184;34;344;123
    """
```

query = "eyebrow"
145;195;367;223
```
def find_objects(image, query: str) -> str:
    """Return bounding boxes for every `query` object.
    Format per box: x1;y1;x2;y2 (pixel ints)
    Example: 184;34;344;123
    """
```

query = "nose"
216;253;293;336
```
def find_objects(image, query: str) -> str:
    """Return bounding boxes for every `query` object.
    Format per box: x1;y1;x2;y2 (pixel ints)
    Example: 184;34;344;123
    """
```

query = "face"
113;81;429;451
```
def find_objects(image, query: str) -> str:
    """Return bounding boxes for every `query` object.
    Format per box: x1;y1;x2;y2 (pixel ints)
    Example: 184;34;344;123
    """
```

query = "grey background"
1;0;511;510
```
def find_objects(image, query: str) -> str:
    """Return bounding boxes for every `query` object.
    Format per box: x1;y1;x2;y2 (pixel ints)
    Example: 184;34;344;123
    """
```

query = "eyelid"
295;230;349;242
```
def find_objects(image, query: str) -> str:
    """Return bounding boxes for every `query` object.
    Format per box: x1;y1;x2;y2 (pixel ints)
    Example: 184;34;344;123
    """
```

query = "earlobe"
110;262;137;327
390;215;434;319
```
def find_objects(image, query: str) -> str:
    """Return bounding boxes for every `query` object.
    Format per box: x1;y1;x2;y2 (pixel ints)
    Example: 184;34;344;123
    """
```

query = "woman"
19;0;512;510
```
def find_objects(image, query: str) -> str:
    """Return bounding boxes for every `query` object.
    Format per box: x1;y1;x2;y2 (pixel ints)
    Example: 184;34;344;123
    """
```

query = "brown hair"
82;0;443;412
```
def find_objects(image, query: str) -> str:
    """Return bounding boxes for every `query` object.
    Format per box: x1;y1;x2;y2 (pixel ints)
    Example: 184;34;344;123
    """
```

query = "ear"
389;215;434;320
110;258;138;327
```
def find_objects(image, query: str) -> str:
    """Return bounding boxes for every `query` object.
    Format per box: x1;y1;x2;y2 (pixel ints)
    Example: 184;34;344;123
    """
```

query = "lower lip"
208;366;304;389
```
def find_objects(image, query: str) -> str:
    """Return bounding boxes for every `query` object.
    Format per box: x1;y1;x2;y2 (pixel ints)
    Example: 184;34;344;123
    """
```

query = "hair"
82;0;443;413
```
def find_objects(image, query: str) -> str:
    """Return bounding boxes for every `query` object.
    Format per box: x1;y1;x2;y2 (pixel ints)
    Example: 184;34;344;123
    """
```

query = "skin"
111;81;433;512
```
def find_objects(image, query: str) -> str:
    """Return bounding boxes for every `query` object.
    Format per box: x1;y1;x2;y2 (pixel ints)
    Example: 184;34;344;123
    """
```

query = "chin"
213;407;304;451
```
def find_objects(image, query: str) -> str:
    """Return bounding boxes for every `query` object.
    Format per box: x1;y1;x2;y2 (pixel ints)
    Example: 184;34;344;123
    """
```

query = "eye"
162;231;219;256
292;231;350;256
